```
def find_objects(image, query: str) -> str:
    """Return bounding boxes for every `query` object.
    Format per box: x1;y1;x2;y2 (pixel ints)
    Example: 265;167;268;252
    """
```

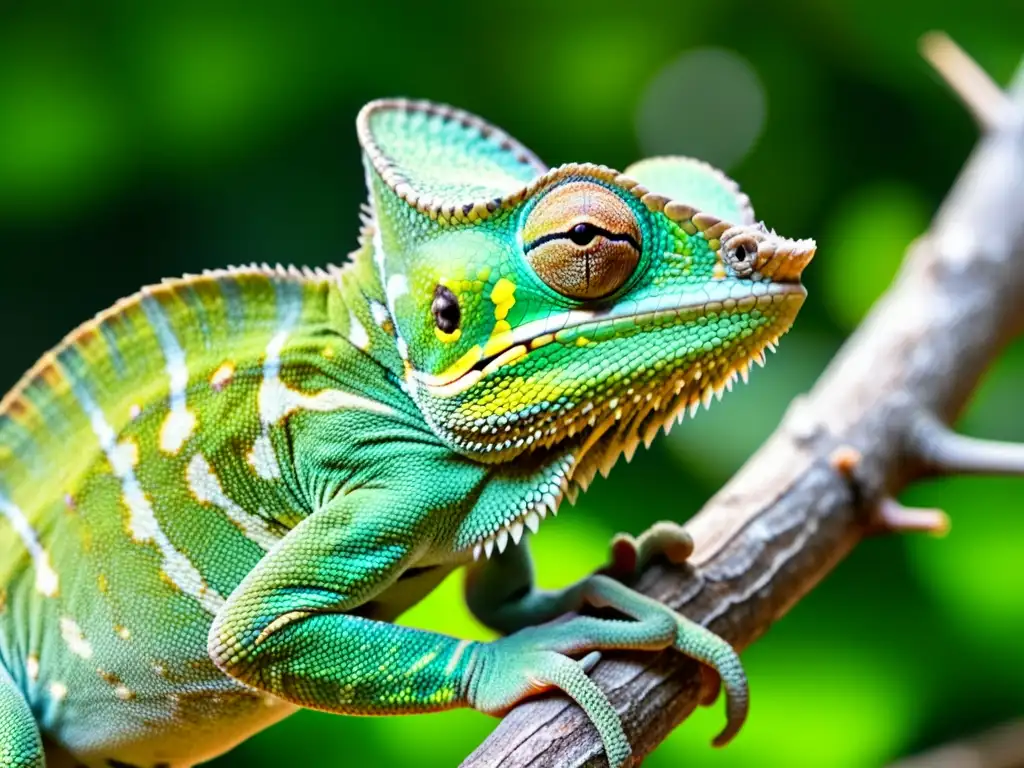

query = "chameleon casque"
0;99;815;768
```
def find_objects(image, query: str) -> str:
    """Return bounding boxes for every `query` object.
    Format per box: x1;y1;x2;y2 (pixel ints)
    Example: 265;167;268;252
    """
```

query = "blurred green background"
2;2;1022;766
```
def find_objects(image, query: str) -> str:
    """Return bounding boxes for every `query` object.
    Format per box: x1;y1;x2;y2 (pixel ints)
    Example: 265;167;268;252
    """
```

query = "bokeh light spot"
636;48;767;171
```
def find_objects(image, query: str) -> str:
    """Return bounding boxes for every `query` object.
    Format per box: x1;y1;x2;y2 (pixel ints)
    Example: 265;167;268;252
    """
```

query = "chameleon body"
0;100;815;768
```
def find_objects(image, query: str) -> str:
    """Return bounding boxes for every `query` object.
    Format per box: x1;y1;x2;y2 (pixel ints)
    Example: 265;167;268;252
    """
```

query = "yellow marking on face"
483;321;514;358
576;336;592;347
713;261;728;281
457;369;567;421
476;265;492;282
530;333;554;349
490;278;516;320
482;345;527;376
425;370;483;398
115;625;131;640
97;574;109;594
436;344;483;383
26;654;39;681
322;346;335;359
434;326;462;344
210;362;235;391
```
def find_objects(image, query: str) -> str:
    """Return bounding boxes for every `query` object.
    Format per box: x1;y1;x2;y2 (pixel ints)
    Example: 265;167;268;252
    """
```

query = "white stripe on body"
0;491;59;597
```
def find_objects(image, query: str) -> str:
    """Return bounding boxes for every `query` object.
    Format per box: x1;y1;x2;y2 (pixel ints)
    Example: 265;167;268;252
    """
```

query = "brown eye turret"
522;181;642;300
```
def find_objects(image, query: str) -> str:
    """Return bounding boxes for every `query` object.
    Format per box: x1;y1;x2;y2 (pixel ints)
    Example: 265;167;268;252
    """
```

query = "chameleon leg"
466;540;747;747
0;664;44;768
207;489;632;766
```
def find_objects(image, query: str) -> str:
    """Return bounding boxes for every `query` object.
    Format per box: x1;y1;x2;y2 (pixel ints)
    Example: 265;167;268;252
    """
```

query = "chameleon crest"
0;99;814;768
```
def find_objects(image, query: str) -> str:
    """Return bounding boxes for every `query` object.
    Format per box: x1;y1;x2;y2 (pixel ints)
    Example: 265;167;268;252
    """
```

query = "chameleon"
0;98;815;768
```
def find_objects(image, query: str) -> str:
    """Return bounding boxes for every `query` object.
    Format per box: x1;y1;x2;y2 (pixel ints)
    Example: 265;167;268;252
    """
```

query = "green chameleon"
0;99;814;768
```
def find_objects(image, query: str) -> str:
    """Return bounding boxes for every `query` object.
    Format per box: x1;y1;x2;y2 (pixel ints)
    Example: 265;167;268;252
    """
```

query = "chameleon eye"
522;181;642;300
431;285;460;333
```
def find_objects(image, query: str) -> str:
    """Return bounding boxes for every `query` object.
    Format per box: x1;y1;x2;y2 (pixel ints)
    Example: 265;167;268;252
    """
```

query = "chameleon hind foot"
606;520;695;579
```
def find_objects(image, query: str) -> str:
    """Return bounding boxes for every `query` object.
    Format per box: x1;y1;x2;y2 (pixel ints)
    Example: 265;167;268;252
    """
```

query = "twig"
463;37;1024;768
920;31;1013;130
912;412;1024;477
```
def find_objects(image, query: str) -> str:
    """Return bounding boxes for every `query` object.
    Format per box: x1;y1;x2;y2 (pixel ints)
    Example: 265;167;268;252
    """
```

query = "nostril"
719;229;763;277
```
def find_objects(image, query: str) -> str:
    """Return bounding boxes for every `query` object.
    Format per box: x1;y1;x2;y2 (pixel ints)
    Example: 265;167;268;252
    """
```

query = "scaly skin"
0;99;815;768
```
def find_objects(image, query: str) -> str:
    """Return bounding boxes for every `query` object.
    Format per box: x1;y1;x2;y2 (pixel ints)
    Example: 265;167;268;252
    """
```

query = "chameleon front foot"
469;574;748;766
606;520;695;579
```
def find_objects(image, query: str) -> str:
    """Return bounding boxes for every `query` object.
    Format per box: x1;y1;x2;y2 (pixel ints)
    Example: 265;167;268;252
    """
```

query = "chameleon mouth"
418;280;808;398
461;312;794;561
458;286;806;560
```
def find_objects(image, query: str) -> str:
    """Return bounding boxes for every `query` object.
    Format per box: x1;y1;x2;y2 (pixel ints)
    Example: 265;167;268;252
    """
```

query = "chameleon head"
357;100;815;479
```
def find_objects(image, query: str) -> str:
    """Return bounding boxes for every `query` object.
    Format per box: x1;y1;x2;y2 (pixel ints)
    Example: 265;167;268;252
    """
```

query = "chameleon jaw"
460;327;778;563
454;284;801;561
417;280;808;399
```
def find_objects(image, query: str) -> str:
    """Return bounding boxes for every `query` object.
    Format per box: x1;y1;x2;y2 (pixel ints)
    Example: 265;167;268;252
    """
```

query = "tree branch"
889;719;1024;768
920;31;1015;130
463;38;1024;768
